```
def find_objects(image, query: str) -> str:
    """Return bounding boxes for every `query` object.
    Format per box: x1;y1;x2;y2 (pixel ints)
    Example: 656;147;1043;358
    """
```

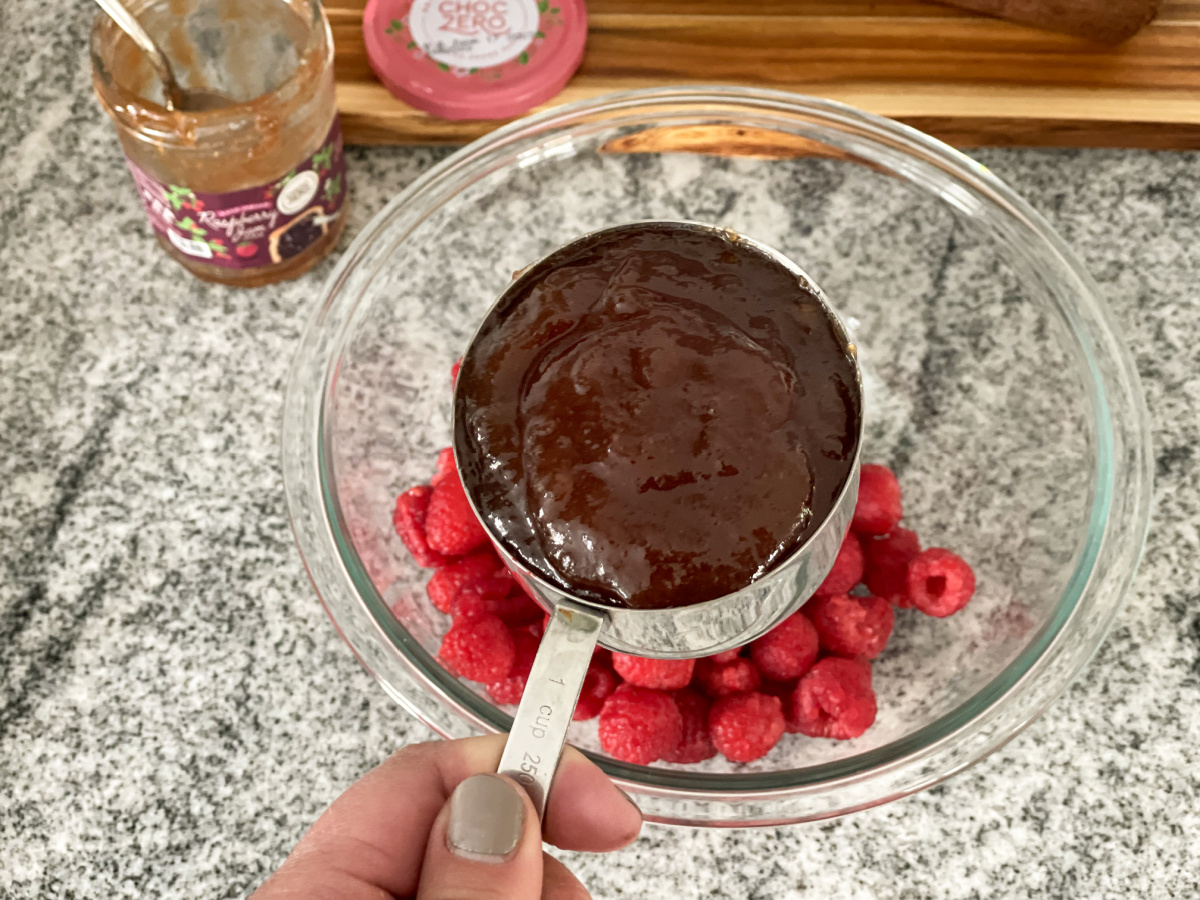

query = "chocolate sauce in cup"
456;222;861;610
452;221;862;815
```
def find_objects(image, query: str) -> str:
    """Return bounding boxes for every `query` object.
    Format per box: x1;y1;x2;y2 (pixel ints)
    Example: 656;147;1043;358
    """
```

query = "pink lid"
363;0;588;121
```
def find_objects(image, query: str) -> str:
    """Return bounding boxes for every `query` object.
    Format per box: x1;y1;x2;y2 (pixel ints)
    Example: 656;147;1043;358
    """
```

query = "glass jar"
91;0;347;287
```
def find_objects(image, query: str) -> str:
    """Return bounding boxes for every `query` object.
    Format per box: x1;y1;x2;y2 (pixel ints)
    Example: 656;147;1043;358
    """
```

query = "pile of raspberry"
395;434;975;765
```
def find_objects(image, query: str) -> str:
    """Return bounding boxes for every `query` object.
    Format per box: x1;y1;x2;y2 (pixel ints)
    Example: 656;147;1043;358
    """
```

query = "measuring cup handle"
497;601;605;819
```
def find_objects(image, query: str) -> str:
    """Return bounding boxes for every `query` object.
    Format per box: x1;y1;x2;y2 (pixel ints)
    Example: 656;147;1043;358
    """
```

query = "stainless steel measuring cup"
452;221;864;817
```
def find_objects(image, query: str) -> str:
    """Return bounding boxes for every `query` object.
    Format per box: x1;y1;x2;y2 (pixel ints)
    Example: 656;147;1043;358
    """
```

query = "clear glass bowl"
282;87;1152;826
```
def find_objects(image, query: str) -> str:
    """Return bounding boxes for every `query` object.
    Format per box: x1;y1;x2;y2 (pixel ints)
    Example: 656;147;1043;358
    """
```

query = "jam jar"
91;0;347;287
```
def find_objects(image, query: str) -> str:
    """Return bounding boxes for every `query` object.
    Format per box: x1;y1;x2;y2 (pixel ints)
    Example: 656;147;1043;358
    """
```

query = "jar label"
125;117;347;270
408;0;539;69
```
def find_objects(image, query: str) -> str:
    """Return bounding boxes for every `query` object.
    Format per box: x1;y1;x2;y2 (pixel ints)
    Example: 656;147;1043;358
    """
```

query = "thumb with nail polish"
251;734;642;900
416;773;543;899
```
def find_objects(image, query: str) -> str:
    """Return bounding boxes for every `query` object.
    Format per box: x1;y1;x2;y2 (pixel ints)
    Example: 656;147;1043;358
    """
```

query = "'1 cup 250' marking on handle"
530;703;555;739
496;604;604;818
514;703;555;786
516;750;541;785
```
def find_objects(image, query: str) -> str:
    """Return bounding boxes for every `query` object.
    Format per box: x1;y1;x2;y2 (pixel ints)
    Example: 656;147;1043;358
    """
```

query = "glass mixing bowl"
282;87;1152;826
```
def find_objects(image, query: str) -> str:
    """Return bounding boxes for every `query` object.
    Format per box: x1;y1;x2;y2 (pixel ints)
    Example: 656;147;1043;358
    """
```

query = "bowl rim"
282;85;1154;824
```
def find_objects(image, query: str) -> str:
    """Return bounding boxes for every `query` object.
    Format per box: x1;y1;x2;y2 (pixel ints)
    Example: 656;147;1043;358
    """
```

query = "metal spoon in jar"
452;221;865;818
92;0;231;112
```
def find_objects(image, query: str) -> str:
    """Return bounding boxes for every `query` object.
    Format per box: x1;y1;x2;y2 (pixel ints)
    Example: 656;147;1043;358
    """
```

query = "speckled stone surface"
4;1;1200;897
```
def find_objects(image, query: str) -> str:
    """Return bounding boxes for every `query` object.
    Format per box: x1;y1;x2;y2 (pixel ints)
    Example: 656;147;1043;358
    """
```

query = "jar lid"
363;0;588;121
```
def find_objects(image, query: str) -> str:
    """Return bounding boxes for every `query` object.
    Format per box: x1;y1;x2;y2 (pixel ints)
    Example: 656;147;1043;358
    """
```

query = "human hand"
251;734;642;899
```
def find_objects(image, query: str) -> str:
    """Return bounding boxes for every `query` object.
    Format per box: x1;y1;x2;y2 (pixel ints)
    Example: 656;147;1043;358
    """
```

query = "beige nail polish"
447;774;525;862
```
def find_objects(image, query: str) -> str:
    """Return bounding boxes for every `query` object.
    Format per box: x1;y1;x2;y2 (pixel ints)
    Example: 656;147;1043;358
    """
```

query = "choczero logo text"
411;0;537;68
439;0;512;36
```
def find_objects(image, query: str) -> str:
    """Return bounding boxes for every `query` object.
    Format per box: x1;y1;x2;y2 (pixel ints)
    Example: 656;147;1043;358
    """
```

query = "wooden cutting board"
329;0;1200;149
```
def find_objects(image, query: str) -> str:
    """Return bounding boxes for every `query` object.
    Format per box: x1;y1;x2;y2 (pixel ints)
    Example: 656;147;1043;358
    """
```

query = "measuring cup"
452;221;864;817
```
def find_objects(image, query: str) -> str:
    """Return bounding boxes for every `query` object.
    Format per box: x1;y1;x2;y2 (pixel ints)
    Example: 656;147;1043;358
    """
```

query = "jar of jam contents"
90;0;347;287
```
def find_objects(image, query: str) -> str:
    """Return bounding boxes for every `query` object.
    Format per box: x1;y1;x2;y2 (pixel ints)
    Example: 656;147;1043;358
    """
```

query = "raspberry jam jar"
90;0;347;287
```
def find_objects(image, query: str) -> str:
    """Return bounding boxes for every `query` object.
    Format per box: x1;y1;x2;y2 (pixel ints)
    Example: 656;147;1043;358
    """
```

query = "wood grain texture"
938;0;1162;44
333;0;1200;149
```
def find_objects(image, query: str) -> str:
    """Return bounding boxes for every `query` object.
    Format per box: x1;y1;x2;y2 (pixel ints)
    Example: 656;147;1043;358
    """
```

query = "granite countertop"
5;3;1200;898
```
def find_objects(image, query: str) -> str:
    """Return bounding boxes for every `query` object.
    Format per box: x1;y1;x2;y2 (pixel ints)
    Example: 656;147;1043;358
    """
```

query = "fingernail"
447;774;526;862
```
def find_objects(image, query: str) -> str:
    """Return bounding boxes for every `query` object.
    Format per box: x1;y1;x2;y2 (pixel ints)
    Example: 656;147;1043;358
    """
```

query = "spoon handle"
92;0;184;110
497;601;605;819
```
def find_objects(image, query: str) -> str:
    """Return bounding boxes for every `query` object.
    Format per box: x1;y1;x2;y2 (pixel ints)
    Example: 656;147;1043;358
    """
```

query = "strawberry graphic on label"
236;242;258;258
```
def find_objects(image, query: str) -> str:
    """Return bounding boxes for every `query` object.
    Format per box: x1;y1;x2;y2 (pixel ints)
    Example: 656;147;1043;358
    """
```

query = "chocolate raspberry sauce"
455;223;860;611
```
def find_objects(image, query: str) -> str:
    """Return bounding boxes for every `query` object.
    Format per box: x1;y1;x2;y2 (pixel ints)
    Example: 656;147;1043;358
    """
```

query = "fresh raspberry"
393;485;448;568
693;657;762;697
449;574;510;615
709;647;743;664
808;592;895;659
709;692;785;763
749;613;819;681
791;657;876;739
852;464;903;536
814;530;865;598
426;550;501;613
506;568;540;602
495;590;543;626
907;548;976;617
424;469;489;557
439;613;515;683
598;685;683;764
759;677;799;708
612;653;695;690
431;447;456;487
487;629;540;705
664;689;715;763
863;527;921;607
452;575;543;626
573;657;619;721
